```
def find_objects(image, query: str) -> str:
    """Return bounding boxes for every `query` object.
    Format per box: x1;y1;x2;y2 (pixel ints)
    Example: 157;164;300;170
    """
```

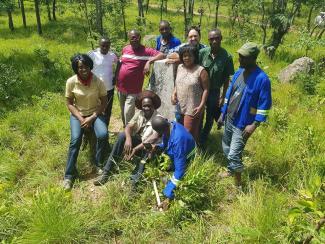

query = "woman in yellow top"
64;54;108;190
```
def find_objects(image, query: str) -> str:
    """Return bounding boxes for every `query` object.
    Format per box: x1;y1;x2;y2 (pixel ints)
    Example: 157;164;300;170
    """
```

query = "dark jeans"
65;115;108;180
105;89;114;127
103;132;142;172
200;89;221;143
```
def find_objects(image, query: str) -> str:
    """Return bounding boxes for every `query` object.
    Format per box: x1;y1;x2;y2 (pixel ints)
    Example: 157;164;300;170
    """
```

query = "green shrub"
0;63;23;114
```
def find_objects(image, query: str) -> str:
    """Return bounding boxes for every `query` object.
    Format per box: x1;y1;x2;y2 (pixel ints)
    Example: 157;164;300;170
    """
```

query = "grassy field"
0;1;324;243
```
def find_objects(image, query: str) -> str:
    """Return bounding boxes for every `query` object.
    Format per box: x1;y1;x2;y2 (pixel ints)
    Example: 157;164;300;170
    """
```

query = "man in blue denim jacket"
218;42;272;186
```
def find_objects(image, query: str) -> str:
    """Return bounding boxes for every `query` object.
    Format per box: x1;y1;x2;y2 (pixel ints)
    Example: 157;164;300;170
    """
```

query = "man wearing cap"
93;90;162;186
218;42;272;186
199;29;234;146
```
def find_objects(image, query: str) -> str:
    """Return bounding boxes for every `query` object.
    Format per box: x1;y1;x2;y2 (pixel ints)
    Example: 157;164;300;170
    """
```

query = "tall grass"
0;0;324;243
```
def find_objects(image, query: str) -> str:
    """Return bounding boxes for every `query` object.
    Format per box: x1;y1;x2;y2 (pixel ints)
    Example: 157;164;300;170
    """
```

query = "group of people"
63;20;272;208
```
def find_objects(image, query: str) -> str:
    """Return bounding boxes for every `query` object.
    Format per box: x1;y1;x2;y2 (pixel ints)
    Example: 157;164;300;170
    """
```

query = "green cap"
237;42;260;58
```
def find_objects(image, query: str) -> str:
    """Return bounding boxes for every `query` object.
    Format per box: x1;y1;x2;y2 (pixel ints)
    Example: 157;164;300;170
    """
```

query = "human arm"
81;95;107;128
123;123;136;156
66;98;84;124
193;69;209;118
143;52;165;76
243;77;272;139
171;86;178;105
163;149;187;199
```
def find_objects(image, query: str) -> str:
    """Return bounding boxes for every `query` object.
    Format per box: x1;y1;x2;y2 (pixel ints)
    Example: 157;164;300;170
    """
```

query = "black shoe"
93;172;109;186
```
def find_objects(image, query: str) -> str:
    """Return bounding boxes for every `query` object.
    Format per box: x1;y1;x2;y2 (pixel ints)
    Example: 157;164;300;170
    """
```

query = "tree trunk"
183;0;188;38
46;0;52;21
160;0;163;21
20;0;27;28
34;0;42;35
52;0;57;20
215;0;220;27
121;3;127;41
146;0;150;14
307;5;314;32
95;0;103;35
7;10;14;31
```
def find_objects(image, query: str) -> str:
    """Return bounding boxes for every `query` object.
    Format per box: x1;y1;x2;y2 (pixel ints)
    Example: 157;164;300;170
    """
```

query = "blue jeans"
222;117;246;173
65;114;108;180
200;89;221;143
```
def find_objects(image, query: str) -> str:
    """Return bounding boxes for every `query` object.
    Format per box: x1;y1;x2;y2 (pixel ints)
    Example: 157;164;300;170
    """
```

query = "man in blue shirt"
150;116;196;209
155;20;181;54
218;42;272;187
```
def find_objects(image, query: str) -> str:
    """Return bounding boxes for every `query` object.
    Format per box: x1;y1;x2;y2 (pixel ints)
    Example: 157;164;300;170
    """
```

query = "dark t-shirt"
199;47;234;90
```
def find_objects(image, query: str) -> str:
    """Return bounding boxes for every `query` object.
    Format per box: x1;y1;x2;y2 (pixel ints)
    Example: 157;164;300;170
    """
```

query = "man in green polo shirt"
199;29;234;146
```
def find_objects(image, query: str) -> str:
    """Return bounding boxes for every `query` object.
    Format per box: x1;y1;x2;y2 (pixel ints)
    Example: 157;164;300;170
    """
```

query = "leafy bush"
0;63;22;114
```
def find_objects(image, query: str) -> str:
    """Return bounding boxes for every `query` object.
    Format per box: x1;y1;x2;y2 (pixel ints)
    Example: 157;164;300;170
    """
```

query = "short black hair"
159;20;170;27
99;36;110;43
70;54;93;74
179;45;199;65
187;25;201;37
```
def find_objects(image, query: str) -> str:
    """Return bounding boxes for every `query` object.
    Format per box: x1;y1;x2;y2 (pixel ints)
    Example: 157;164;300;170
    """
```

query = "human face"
188;29;200;46
238;54;255;69
208;31;222;50
99;40;110;54
77;61;91;79
159;23;171;39
128;32;141;49
182;52;195;67
142;98;154;119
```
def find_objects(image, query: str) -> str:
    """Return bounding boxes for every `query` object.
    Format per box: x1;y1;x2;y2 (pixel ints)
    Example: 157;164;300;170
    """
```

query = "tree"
265;0;303;58
183;0;195;38
45;0;52;21
0;0;15;31
52;0;57;20
20;0;27;27
34;0;42;34
215;0;220;27
95;0;104;35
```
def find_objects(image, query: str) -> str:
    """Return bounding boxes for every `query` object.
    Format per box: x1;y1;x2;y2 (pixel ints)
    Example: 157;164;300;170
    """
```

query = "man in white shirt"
89;37;118;126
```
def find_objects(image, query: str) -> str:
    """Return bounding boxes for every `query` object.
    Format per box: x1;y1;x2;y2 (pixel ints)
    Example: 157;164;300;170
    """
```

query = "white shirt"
88;49;118;91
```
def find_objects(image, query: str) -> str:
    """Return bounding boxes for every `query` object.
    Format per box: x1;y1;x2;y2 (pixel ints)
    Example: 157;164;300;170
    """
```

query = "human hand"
124;148;136;161
123;137;133;155
143;61;151;76
165;58;178;64
158;198;170;211
242;124;257;140
217;115;224;129
219;97;224;107
193;105;204;118
81;116;94;128
171;93;178;105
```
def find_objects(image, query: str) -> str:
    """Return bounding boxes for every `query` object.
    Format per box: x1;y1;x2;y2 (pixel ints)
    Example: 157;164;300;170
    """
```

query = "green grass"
0;1;324;243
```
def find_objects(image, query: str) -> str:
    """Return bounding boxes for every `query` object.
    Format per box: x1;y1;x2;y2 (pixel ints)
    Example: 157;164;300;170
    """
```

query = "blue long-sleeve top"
221;66;272;129
158;122;196;199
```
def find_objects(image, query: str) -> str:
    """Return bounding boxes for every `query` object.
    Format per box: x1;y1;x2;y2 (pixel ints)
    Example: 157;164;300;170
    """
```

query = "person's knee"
96;130;108;140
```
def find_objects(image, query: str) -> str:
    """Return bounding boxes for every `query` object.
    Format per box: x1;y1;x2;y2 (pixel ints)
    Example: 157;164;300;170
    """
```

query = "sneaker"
63;179;72;191
93;172;109;186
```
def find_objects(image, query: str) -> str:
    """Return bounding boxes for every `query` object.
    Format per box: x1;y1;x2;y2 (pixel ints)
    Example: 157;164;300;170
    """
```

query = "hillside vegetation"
0;1;324;243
